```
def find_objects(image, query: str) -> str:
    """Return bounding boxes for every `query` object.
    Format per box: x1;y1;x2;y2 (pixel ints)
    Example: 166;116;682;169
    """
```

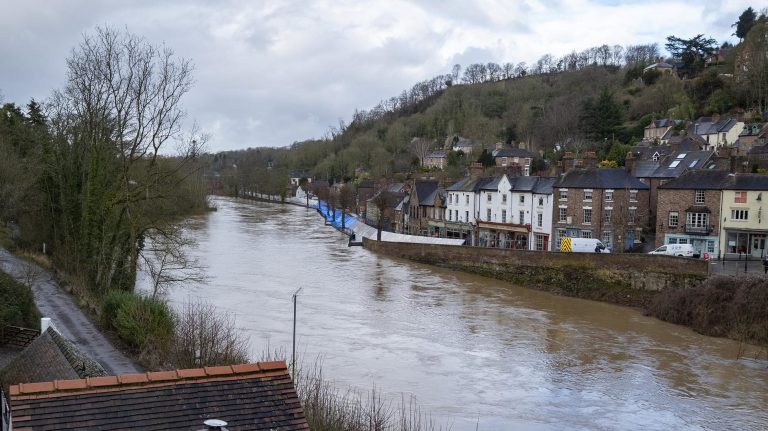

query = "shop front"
723;230;767;259
477;221;530;250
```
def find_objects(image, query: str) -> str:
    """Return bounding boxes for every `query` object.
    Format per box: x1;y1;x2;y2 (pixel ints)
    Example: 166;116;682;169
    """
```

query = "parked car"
648;243;695;257
560;237;610;253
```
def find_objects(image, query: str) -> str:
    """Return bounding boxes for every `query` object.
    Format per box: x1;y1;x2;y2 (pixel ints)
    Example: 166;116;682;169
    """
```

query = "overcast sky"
0;0;756;152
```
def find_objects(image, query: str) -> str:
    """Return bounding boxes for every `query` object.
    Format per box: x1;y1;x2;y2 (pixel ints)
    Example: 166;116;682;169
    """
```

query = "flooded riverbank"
138;197;768;430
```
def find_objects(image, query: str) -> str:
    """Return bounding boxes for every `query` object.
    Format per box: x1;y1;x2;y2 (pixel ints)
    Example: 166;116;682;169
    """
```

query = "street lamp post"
291;287;302;379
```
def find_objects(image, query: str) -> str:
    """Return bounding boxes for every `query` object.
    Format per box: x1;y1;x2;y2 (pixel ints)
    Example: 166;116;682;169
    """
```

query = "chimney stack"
584;151;597;169
625;151;635;174
469;162;484;180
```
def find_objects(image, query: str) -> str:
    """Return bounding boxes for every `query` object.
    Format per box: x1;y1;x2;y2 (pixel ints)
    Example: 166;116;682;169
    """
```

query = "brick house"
407;180;439;235
553;168;650;252
656;170;731;257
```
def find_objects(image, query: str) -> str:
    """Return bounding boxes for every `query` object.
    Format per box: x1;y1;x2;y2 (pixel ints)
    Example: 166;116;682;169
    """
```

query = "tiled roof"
642;150;715;178
725;174;768;191
425;150;447;158
554;168;648;189
446;177;495;192
1;328;107;389
413;181;439;204
509;176;539;192
10;361;308;431
657;169;732;190
491;148;534;158
532;177;556;194
694;118;740;135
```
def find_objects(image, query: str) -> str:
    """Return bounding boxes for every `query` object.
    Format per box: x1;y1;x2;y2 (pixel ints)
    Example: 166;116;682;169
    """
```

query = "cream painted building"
719;175;768;259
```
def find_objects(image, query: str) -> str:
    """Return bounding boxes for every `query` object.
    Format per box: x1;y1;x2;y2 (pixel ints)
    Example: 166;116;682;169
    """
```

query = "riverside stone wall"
363;239;709;307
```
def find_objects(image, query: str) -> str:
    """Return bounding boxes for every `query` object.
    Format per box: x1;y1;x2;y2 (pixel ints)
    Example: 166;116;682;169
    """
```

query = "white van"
560;237;610;253
648;243;695;257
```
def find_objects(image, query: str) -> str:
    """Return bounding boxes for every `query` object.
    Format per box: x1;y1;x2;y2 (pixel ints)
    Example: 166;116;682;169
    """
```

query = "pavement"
0;248;141;375
708;257;768;275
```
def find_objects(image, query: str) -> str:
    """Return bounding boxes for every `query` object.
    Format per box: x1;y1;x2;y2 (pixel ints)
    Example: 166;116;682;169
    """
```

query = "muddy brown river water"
138;197;768;430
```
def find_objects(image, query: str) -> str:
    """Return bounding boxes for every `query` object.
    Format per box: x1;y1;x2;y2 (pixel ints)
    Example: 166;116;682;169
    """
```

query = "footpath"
0;248;141;374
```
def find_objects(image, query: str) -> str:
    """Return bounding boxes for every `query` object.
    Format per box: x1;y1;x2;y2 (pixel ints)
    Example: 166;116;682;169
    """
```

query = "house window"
502;210;507;223
502;194;507;203
502;157;508;166
486;193;491;202
538;197;544;206
605;191;613;202
519;195;525;203
629;190;638;202
558;208;567;223
628;208;636;224
694;190;705;204
487;208;492;221
559;190;568;200
707;240;715;253
537;213;543;228
584;190;593;201
581;230;593;239
535;234;544;251
731;209;749;220
465;211;469;221
735;191;747;203
668;211;679;227
465;195;469;205
678;237;688;244
583;209;592;224
519;211;525;224
524;166;530;176
601;231;612;246
686;212;709;228
603;209;612;223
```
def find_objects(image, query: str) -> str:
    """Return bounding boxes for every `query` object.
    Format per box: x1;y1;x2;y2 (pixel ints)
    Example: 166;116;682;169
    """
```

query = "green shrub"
0;270;39;328
101;290;174;352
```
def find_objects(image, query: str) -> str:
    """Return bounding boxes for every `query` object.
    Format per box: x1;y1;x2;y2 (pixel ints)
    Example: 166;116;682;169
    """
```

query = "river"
137;197;768;431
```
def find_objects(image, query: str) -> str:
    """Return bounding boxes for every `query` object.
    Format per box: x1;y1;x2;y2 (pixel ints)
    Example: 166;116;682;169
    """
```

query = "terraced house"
553;168;650;252
719;174;768;259
656;170;730;257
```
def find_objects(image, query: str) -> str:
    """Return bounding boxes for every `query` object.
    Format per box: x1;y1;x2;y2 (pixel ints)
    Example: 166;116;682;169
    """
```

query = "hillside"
210;12;767;190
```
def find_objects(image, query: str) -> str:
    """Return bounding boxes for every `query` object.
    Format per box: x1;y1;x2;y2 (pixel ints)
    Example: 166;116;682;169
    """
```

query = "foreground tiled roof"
10;360;308;431
1;328;107;389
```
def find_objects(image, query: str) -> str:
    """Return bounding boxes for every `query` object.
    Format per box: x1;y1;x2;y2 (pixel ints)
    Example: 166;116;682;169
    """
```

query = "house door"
751;234;766;258
625;230;634;252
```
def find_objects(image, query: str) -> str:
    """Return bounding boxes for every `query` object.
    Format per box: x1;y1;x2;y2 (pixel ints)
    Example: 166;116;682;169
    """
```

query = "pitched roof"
446;176;495;192
554;168;648;189
532;177;556;194
491;148;534;158
725;174;768;191
425;150;447;158
10;361;308;431
694;118;741;135
1;328;107;388
509;176;539;192
657;169;732;190
413;181;439;204
641;150;715;178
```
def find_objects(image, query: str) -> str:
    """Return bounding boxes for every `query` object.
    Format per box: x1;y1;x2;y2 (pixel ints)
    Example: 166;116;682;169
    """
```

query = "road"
0;248;141;375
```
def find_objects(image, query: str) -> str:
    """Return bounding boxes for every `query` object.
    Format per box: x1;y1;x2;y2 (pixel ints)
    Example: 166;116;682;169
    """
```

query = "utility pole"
291;287;302;380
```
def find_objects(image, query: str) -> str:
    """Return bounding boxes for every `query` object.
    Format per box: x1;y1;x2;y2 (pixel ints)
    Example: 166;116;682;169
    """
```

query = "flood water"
138;197;768;430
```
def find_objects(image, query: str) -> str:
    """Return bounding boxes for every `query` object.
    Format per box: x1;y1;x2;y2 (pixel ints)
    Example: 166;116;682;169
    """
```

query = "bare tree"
410;137;434;167
168;300;250;368
48;26;197;293
372;180;396;241
338;183;356;232
140;222;207;298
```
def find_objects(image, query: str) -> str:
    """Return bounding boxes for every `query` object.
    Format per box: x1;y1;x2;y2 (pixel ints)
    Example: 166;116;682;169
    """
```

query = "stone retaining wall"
363;239;709;307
